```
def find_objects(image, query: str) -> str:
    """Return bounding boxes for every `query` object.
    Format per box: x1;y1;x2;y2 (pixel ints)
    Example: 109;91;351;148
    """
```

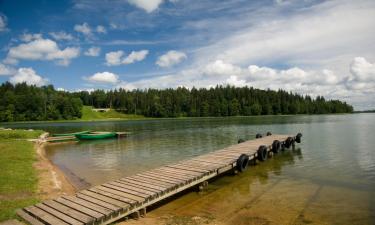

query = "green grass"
0;129;43;222
80;106;145;121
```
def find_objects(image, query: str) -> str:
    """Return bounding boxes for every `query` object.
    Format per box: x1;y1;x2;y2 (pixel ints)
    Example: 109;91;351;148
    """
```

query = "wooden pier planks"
18;134;292;225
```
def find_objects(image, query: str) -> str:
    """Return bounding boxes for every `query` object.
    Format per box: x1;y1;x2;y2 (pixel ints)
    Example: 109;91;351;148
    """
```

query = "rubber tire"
272;140;281;153
256;133;263;139
238;138;245;144
266;132;272;136
257;145;268;161
295;133;302;143
236;154;249;172
284;137;294;148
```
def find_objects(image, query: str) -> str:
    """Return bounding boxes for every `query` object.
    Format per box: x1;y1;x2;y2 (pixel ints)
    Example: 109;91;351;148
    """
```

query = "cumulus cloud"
105;51;124;66
74;23;107;37
4;38;80;66
0;14;7;32
156;50;187;68
128;0;164;13
74;22;92;36
20;33;42;42
204;60;241;76
105;50;148;66
86;72;119;84
9;68;48;86
123;50;148;64
49;31;74;41
349;57;375;82
0;64;15;76
84;47;101;57
96;25;107;34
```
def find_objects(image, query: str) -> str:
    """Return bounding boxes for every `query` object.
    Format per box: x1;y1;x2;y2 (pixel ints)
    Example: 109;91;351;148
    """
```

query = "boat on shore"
52;130;90;137
75;131;117;140
46;136;78;143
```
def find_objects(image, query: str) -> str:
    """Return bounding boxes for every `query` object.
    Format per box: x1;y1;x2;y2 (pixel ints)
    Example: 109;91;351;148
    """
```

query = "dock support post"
198;181;209;191
140;208;147;217
130;211;141;220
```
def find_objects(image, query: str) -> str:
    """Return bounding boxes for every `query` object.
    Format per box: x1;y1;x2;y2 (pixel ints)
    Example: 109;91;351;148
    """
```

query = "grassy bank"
80;106;145;121
0;129;43;222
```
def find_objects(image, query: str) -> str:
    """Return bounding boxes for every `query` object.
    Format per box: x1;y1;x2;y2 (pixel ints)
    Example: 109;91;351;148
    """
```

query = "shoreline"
0;113;357;125
33;134;77;200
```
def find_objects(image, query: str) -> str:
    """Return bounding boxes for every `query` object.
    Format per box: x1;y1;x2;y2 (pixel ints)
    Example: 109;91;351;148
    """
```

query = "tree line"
0;82;353;122
0;82;82;122
74;85;353;117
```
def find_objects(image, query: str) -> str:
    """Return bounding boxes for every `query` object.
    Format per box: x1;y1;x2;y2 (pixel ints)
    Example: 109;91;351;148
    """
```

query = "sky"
0;0;375;110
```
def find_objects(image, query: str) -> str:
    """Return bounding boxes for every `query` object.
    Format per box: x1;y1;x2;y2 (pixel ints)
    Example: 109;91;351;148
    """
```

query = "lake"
4;114;375;224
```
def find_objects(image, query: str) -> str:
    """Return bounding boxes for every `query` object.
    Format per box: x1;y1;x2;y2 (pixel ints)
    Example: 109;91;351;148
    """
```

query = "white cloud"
117;57;375;109
105;50;148;66
105;50;124;66
4;38;80;66
123;50;148;64
204;60;241;76
96;25;107;34
86;72;119;84
0;64;15;76
20;33;42;42
0;14;7;32
49;31;74;41
349;57;375;82
128;0;164;13
9;68;48;86
156;50;187;68
74;22;92;36
84;47;101;57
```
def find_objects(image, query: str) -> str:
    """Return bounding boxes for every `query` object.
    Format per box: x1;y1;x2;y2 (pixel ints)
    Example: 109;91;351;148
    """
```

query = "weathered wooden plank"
136;173;185;185
79;190;130;209
75;193;122;212
16;209;44;225
142;170;191;182
155;167;204;177
137;172;185;183
62;196;113;216
102;183;153;198
96;185;147;202
166;164;211;173
43;200;94;224
35;203;84;225
24;206;69;225
147;170;196;181
106;181;157;196
124;177;175;189
117;179;166;192
171;163;213;172
89;187;139;205
55;197;105;220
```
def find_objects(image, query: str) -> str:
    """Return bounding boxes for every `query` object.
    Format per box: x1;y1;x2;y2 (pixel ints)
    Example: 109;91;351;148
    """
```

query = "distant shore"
0;112;358;126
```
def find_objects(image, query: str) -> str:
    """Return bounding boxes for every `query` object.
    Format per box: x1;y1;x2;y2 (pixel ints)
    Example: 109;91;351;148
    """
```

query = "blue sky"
0;0;375;109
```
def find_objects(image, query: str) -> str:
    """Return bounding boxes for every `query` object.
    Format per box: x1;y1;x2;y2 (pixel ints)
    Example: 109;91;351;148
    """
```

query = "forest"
0;82;353;122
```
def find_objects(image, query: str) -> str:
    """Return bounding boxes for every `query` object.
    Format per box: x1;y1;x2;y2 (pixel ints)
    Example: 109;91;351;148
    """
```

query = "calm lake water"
4;114;375;224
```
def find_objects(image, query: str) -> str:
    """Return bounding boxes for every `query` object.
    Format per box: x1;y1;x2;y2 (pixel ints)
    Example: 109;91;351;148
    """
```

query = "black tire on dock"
257;145;268;161
272;140;281;153
256;133;263;139
236;154;250;172
284;137;294;148
295;133;303;143
266;132;272;136
238;138;245;144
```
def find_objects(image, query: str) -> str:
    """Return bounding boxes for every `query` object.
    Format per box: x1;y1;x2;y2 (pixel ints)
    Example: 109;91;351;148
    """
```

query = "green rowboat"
75;132;117;140
52;130;90;137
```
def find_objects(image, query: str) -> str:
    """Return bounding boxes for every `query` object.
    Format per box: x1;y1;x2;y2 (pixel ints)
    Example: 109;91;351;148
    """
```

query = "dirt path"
33;133;76;200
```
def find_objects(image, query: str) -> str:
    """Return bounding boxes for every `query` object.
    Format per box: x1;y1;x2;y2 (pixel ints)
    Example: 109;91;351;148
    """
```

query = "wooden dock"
17;133;301;225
